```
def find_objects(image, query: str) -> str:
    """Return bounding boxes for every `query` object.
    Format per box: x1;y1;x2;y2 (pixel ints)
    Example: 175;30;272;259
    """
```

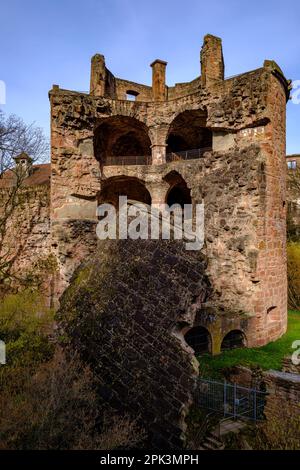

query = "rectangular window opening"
126;90;139;101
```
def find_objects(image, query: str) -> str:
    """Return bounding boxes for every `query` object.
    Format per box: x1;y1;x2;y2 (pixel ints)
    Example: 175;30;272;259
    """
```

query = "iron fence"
166;147;212;162
105;155;151;166
196;378;266;422
104;147;212;166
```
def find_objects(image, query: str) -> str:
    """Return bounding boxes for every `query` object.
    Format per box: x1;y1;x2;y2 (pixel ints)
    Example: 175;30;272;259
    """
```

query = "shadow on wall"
97;176;152;208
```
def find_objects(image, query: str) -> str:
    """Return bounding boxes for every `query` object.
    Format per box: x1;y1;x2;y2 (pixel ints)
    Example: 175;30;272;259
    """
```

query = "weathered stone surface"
282;356;300;374
0;34;289;349
49;34;289;347
264;370;300;420
0;186;52;296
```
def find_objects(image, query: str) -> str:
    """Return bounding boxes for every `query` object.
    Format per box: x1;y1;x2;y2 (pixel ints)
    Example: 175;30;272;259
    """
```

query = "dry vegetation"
0;290;146;450
287;242;300;309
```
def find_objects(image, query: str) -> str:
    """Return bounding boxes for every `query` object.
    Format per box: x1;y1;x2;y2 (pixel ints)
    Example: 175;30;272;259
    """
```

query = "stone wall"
224;364;300;449
51;219;98;301
227;365;300;420
0;185;52;297
115;78;153;102
286;156;300;237
97;145;267;351
282;356;300;374
167;77;201;100
264;370;300;421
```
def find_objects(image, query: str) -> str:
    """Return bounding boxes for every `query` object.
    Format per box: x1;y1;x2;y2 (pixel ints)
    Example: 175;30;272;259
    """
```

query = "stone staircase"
198;418;247;450
199;432;225;450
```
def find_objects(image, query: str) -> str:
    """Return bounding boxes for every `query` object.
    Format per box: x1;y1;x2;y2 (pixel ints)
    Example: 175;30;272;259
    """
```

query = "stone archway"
221;330;246;351
184;326;212;355
98;176;152;208
94;116;151;166
166;109;212;158
164;171;192;208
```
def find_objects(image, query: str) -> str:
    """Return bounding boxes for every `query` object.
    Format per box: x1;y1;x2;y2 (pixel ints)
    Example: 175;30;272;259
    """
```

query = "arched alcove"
221;330;246;351
166;109;212;159
94;116;151;166
98;176;151;208
164;171;192;208
184;326;211;355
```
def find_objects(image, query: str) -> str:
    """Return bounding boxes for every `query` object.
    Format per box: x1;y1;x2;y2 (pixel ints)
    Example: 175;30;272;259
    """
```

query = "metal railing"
104;147;212;166
166;147;212;162
196;378;266;422
105;155;151;166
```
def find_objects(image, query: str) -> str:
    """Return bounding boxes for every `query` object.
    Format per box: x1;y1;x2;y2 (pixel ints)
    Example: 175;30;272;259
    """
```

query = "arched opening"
221;330;246;351
184;326;211;355
94;116;151;166
98;176;151;208
166;109;212;161
164;171;192;208
167;184;191;208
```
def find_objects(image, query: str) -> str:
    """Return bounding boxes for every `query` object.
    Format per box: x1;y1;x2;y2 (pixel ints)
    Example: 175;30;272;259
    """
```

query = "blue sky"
0;0;299;155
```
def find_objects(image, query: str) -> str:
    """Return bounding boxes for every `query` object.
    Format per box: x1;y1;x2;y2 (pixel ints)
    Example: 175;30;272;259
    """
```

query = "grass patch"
198;310;300;378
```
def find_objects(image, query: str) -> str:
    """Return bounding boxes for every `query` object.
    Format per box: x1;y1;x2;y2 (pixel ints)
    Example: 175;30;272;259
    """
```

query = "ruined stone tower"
49;34;290;353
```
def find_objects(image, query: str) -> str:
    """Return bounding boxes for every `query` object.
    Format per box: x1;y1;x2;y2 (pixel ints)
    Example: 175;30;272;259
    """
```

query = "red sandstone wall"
115;78;153;102
49;60;289;347
251;74;287;346
0;185;52;297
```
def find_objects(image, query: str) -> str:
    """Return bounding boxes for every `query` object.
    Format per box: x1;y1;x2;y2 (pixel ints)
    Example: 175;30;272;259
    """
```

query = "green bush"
0;289;54;386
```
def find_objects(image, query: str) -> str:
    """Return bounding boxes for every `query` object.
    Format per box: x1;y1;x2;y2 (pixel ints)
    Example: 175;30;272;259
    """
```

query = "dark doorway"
184;326;211;355
221;330;245;351
164;171;192;208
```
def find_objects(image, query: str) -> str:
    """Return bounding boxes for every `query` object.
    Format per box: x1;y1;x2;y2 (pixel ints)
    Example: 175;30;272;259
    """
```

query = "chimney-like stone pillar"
149;125;168;165
151;59;167;101
13;152;33;179
90;54;106;96
201;34;224;87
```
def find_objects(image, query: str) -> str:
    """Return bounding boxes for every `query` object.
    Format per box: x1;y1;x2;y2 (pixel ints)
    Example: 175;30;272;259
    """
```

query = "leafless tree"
287;167;300;193
0;110;49;174
286;168;300;241
0;110;49;291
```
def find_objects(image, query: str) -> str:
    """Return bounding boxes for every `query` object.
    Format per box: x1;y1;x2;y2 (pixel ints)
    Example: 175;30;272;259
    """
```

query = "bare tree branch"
0;110;49;176
0;110;49;291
